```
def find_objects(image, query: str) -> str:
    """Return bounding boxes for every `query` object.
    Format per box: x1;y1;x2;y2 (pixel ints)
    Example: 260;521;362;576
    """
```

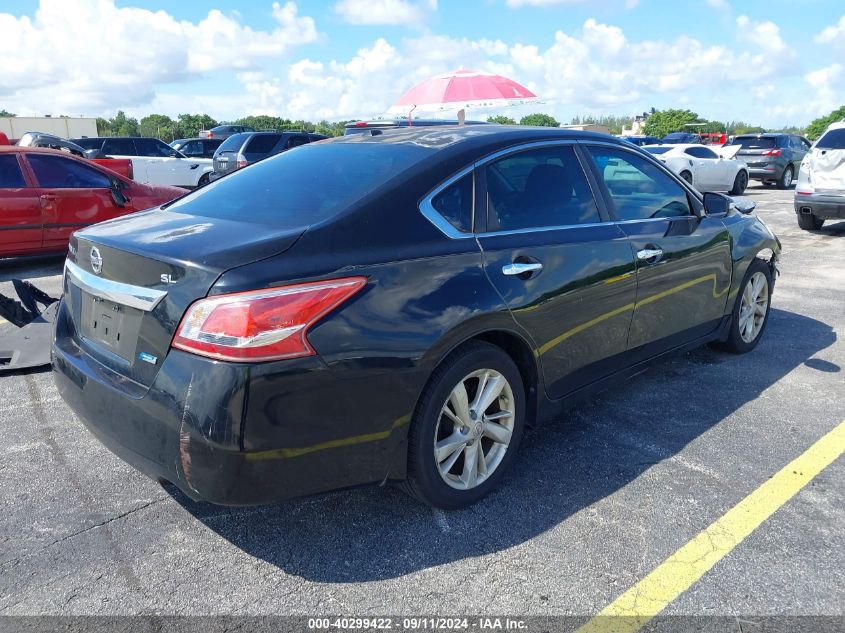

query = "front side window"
285;136;310;150
181;141;202;155
485;145;600;231
0;155;27;188
587;146;691;221
686;146;719;159
432;172;473;232
135;138;176;157
28;155;111;189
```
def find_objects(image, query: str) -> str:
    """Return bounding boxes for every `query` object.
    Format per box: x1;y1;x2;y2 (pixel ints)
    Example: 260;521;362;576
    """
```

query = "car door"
134;138;177;185
682;146;717;190
791;136;809;174
0;153;42;255
583;144;732;362
102;138;147;184
26;153;133;251
693;145;733;190
470;143;638;399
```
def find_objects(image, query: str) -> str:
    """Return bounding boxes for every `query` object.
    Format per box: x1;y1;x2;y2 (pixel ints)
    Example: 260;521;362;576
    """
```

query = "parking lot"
0;186;843;622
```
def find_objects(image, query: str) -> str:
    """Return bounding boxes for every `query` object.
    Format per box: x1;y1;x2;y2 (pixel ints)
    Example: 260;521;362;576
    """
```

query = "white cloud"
816;14;845;47
334;0;435;25
0;0;316;113
706;0;731;10
506;0;585;7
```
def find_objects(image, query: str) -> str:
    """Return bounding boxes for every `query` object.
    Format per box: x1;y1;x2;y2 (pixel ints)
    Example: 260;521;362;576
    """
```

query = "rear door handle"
637;248;663;262
39;194;57;201
502;262;543;276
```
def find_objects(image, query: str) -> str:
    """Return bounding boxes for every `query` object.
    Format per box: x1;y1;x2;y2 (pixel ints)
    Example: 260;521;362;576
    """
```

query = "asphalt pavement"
0;185;842;624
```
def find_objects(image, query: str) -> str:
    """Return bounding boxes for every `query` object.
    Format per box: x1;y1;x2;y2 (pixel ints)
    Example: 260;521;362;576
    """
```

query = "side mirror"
110;181;128;208
702;191;731;216
169;150;179;158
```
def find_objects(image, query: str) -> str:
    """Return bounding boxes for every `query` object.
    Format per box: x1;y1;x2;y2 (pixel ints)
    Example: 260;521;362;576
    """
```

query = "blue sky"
2;0;843;127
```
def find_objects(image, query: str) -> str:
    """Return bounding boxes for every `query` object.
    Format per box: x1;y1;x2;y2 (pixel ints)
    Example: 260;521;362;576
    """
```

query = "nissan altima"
53;127;781;509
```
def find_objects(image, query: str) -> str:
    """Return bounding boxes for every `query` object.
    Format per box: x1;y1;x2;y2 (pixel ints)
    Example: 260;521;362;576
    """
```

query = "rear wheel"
680;170;693;185
402;342;525;509
730;170;748;195
797;212;824;231
776;165;793;189
198;173;210;187
718;259;772;354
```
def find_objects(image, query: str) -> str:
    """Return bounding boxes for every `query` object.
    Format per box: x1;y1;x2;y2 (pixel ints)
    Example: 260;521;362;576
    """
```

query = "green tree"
569;114;633;135
234;115;292;131
642;109;700;138
519;113;559;127
314;120;348;137
99;111;140;137
175;113;217;138
487;115;516;125
725;121;765;135
95;117;110;136
806;105;845;140
0;109;15;117
139;114;177;141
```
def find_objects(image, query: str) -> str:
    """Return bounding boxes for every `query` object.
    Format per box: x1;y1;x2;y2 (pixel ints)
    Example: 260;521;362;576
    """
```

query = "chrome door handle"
636;248;663;262
502;262;543;276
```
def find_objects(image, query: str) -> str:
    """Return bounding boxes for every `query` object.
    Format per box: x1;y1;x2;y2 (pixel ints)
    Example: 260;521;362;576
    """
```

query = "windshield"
644;146;671;155
734;136;776;150
816;128;845;150
165;142;431;226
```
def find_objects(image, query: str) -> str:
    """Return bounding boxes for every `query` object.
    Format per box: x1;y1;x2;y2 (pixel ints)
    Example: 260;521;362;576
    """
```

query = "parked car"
9;132;134;180
53;127;780;509
199;124;256;140
734;133;810;189
619;135;662;146
794;122;845;230
643;144;749;194
170;138;223;159
661;132;703;144
344;118;490;135
0;146;184;257
71;137;213;188
210;131;327;181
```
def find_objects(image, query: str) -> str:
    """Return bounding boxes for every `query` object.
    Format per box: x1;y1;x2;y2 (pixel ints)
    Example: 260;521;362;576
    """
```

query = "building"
559;123;611;135
0;116;98;140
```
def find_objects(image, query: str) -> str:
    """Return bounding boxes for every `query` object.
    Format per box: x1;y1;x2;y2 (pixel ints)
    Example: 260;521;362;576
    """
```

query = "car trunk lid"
64;209;306;388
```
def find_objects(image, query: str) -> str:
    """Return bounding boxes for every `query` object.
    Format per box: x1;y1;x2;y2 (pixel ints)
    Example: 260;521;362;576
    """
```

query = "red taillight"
355;121;368;127
172;277;367;362
763;149;782;156
236;158;248;169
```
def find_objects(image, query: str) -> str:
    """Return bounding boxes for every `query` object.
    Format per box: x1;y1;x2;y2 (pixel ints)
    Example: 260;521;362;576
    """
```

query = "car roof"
0;145;77;155
734;133;786;138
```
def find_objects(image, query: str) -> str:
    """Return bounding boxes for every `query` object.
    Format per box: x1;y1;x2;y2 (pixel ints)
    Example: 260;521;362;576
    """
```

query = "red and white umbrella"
387;69;538;115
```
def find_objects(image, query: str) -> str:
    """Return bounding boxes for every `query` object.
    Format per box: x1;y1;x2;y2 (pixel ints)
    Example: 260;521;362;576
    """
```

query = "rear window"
165;142;430;226
735;136;776;150
816;128;845;150
244;134;282;153
217;133;249;153
644;147;671;155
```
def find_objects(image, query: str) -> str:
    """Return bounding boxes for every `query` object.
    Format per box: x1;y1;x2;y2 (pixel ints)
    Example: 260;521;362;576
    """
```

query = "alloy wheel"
738;272;769;343
434;369;515;490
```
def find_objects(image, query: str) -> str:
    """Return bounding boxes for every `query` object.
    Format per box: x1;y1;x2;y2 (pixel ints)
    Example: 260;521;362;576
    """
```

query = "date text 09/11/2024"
306;617;528;630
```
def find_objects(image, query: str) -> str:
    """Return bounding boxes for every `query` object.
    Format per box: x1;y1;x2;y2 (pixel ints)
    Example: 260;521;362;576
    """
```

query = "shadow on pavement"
170;307;835;582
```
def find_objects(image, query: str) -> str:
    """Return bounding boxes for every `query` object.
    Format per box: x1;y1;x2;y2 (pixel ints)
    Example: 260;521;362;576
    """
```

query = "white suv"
794;121;845;230
72;137;213;188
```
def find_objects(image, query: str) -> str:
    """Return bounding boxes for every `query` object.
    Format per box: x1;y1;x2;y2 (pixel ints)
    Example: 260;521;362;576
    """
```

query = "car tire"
776;166;793;189
402;341;525;509
797;212;824;231
730;170;748;195
198;173;210;187
680;170;693;185
717;258;773;354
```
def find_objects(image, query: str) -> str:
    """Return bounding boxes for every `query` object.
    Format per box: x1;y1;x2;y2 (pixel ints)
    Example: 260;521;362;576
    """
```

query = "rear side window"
285;135;310;149
587;146;691;221
485;145;599;231
165;142;430;226
816;128;845;150
644;147;671;155
735;136;776;150
28;155;111;189
0;155;26;188
432;173;473;232
245;134;282;153
102;138;137;155
217;133;249;153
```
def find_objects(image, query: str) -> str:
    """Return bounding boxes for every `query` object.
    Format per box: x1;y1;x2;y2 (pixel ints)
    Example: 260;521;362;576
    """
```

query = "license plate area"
79;292;143;362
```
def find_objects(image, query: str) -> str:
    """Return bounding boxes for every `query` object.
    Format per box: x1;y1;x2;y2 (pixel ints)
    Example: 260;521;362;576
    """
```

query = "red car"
0;147;185;257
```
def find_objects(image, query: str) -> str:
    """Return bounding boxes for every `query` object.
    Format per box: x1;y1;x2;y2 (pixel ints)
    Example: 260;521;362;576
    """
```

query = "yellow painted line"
245;414;411;460
578;419;845;633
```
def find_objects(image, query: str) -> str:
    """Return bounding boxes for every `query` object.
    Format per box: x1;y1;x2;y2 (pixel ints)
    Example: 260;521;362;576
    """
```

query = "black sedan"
53;127;781;509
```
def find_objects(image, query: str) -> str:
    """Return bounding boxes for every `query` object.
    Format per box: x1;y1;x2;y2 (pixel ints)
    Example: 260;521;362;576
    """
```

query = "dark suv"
170;138;223;159
210;131;327;181
734;133;810;189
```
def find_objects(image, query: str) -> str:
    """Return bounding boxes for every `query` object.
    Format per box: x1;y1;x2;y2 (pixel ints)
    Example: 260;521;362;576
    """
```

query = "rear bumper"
52;300;410;505
794;194;845;220
746;165;785;180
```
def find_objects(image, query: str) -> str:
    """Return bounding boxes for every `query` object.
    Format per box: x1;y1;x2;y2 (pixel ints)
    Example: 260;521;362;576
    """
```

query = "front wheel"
776;166;793;189
680;170;693;185
718;259;773;354
402;342;525;509
730;170;748;195
198;173;210;187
